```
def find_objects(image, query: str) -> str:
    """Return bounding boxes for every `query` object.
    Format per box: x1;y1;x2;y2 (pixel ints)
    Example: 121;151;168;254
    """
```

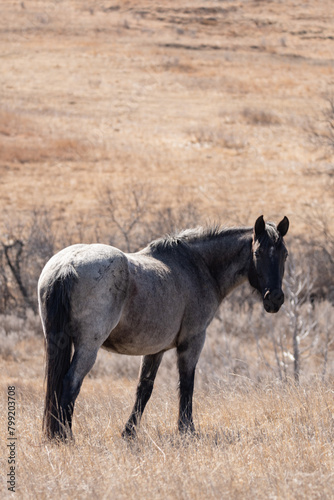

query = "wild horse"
39;215;289;440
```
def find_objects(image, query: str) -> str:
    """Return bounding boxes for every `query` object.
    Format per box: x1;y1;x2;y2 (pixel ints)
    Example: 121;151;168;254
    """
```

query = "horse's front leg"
122;351;164;439
177;332;206;434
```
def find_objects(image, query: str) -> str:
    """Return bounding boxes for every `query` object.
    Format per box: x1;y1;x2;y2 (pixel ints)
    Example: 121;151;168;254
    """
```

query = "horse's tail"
42;264;78;439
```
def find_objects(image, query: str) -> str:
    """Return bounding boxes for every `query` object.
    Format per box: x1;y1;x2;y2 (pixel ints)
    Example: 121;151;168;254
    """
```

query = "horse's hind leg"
122;352;164;439
177;332;206;434
59;345;99;440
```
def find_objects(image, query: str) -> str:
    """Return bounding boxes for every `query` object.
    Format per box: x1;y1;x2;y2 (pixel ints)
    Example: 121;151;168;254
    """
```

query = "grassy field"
1;0;334;498
1;0;333;232
1;304;334;499
2;374;334;499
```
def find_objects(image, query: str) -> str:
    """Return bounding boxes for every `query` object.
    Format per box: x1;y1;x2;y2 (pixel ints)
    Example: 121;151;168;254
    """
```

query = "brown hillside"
1;0;333;234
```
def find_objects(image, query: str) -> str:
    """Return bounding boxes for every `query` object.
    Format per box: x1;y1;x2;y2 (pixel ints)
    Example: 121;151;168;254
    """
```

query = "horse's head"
248;215;289;313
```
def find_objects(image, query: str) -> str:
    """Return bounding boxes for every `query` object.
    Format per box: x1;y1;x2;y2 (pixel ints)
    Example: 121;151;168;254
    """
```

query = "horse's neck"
191;229;253;300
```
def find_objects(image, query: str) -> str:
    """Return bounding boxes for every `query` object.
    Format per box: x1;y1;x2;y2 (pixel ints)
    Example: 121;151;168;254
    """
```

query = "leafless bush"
242;107;281;126
301;209;334;303
0;309;41;359
310;92;334;152
97;182;204;251
282;256;316;382
149;202;202;239
308;91;334;183
0;209;56;314
188;125;246;150
97;183;152;252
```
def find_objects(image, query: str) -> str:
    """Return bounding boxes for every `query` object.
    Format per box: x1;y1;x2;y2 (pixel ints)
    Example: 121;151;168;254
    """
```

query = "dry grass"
1;0;334;498
0;0;333;232
1;301;334;498
1;370;334;499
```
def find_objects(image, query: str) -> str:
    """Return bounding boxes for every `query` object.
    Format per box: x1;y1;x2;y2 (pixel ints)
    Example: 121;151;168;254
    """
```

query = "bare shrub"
2;240;33;311
97;182;204;251
301;209;334;302
241;107;281;126
98;183;152;252
307;91;334;183
188;125;246;149
0;190;203;314
149;202;202;240
0;137;89;164
309;92;334;152
281;255;316;382
0;309;41;359
0;209;56;314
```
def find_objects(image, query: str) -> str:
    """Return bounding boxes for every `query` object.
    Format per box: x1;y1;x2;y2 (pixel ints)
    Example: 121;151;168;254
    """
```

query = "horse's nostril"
272;289;284;306
263;289;284;308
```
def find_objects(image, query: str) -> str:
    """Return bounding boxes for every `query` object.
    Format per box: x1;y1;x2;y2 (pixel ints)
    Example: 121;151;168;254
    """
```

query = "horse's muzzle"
263;289;284;313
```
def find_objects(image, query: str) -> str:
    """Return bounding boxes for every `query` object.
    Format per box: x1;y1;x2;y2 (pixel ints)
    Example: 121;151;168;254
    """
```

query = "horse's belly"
102;318;180;356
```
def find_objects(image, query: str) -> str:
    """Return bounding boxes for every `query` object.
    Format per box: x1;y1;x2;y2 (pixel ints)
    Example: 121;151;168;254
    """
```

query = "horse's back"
39;243;128;291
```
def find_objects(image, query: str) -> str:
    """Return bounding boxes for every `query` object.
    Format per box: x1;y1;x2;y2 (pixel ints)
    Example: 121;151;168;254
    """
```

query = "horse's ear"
277;216;289;237
254;215;265;237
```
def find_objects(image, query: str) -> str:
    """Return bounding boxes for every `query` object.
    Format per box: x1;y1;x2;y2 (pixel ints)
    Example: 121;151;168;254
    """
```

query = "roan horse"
38;215;289;440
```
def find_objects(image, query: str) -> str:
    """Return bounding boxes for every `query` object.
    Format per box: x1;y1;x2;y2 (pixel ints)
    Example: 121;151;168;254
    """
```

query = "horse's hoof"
178;423;195;434
121;426;137;440
48;432;74;445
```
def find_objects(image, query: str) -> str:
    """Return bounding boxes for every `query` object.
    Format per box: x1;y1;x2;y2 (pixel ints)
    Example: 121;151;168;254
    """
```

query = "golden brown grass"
1;368;334;499
1;1;334;498
1;301;334;499
1;0;333;232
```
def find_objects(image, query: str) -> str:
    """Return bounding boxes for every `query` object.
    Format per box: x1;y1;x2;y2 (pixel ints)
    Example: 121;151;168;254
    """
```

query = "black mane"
148;225;250;255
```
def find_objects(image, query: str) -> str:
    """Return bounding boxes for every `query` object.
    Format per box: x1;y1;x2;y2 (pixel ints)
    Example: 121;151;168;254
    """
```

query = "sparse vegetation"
188;125;247;150
1;193;334;498
241;108;281;127
2;378;334;499
1;0;334;498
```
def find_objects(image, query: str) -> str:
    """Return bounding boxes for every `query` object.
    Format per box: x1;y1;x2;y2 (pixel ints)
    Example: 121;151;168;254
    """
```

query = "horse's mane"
148;225;251;255
148;221;283;256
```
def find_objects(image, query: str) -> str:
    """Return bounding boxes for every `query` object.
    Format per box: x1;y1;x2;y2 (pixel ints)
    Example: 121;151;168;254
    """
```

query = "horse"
38;215;289;441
